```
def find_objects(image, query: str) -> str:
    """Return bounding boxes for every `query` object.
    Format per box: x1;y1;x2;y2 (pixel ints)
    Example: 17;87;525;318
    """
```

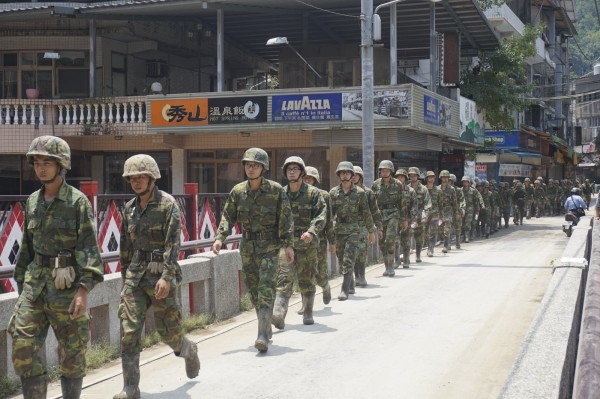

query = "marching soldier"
424;171;442;256
449;174;465;249
524;178;534;219
351;166;382;287
115;154;200;399
408;167;431;262
271;156;327;328
498;182;512;228
212;148;294;353
372;161;403;276
512;182;526;225
300;166;333;313
533;179;545;218
437;170;458;253
330;162;374;300
9;136;104;399
461;176;479;242
396;169;418;268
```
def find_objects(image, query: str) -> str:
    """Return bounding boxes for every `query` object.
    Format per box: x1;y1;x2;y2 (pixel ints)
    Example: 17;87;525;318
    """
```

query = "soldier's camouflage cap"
304;166;320;183
489;179;496;185
282;156;306;174
425;171;436;178
395;168;408;177
461;176;471;182
336;161;354;175
524;177;531;182
449;174;457;181
516;182;523;188
378;160;394;171
408;167;420;176
27;135;71;170
353;165;364;176
123;154;161;180
439;170;450;178
242;148;269;171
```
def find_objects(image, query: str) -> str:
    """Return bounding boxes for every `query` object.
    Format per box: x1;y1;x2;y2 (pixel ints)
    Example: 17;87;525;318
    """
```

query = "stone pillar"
171;148;186;194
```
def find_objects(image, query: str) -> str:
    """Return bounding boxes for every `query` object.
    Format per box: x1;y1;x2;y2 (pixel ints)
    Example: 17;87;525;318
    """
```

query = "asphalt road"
42;215;567;399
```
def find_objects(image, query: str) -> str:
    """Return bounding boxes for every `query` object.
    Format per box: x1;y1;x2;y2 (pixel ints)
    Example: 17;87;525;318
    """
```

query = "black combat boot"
455;234;461;249
402;249;410;268
177;337;201;378
114;353;140;399
427;239;435;257
61;376;83;399
255;307;272;353
349;273;355;294
338;273;352;300
382;255;391;276
271;292;289;330
322;282;331;304
21;374;47;399
442;237;450;253
302;292;315;325
394;242;401;268
415;244;422;263
356;263;367;287
297;298;305;315
386;255;395;277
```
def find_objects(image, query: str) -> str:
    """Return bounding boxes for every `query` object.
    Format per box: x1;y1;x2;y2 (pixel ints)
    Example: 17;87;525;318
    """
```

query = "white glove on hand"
149;261;164;275
52;266;76;290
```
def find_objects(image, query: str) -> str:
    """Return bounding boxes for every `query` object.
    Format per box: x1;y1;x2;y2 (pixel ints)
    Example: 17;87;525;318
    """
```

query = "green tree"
570;0;600;77
460;24;542;131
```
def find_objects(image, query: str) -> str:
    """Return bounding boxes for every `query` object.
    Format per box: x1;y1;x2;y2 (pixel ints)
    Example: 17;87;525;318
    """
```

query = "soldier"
437;170;459;253
489;180;500;233
449;174;466;249
351;166;382;287
582;178;593;207
524;178;534;219
329;162;374;300
480;181;493;237
533;180;545;218
9;136;104;399
371;161;403;276
408;167;431;262
472;178;485;238
547;179;559;216
115;154;200;399
300;166;333;314
512;182;526;225
424;171;442;256
498;182;512;228
461;176;479;242
396;169;418;267
212;148;294;353
271;156;327;328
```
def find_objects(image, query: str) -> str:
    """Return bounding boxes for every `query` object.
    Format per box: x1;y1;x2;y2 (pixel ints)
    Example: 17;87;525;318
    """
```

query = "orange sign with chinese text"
149;98;209;127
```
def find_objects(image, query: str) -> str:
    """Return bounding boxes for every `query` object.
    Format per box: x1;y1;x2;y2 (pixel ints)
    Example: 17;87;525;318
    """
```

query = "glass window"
0;155;22;195
20;53;34;66
2;53;17;67
58;69;89;98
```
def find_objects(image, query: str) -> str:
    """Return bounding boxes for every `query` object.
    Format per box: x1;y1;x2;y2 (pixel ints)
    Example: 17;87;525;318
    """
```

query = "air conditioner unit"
146;59;168;78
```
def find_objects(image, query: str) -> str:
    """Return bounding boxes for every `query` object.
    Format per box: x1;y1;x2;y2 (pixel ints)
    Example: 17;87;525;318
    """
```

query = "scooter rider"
564;187;587;217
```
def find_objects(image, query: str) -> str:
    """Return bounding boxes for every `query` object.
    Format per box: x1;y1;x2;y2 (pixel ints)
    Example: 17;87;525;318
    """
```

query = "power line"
291;0;360;18
570;36;594;63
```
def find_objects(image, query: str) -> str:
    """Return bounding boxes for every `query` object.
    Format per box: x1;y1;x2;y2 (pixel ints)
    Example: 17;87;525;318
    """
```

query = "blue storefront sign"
484;130;520;148
424;95;439;125
272;93;343;122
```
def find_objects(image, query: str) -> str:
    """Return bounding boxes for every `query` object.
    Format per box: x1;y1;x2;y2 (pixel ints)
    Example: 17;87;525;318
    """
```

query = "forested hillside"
570;0;600;76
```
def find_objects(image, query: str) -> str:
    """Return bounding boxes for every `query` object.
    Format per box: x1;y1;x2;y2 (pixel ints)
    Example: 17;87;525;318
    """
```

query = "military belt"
337;216;360;224
378;203;397;210
34;253;75;268
242;231;276;240
135;249;164;262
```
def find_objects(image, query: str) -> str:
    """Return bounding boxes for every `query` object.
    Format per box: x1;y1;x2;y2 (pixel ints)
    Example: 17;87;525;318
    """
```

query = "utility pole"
361;0;375;187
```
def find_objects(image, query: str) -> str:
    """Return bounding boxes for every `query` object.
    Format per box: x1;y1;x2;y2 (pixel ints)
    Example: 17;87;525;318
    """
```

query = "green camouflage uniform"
119;186;184;354
480;188;493;237
329;184;374;275
547;183;560;215
453;185;466;245
524;183;534;218
315;188;334;288
371;177;403;256
355;184;382;280
533;185;545;218
398;184;418;253
9;181;103;379
472;188;485;236
512;187;525;224
499;186;512;226
437;184;458;240
277;182;327;296
410;182;432;249
426;185;442;249
461;186;480;240
216;177;294;309
491;188;500;231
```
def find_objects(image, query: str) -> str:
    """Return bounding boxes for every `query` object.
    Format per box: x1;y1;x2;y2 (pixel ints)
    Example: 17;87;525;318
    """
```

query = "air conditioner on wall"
146;59;168;78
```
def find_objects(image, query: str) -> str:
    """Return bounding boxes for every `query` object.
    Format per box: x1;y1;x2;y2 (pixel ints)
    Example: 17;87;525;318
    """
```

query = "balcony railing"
484;4;525;36
0;96;146;132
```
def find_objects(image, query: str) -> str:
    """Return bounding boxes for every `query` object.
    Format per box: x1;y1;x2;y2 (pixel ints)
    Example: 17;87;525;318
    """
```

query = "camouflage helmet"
439;170;450;178
461;176;471;183
483;180;490;188
26;135;71;170
524;177;531;183
378;160;394;171
449;173;457;181
282;156;305;174
336;161;354;175
516;182;524;188
538;176;544;182
425;171;436;179
353;165;364;176
242;147;269;171
123;154;161;180
489;179;497;185
304;166;320;183
408;167;420;176
395;168;408;178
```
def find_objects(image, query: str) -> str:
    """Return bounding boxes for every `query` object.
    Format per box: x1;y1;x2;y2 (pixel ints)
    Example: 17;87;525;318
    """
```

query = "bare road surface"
40;216;566;399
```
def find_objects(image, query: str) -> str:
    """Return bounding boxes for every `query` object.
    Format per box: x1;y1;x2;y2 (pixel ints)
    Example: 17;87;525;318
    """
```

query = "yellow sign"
149;99;209;127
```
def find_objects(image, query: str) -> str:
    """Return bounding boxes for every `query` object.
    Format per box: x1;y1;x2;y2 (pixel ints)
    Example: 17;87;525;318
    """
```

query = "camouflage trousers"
335;232;361;275
355;227;369;276
119;271;183;354
8;267;89;379
440;214;454;239
513;204;525;222
425;216;439;242
315;239;330;288
398;226;413;251
462;212;474;235
453;214;463;237
525;199;533;217
276;246;318;296
240;241;279;310
412;221;426;248
381;218;400;255
501;206;511;220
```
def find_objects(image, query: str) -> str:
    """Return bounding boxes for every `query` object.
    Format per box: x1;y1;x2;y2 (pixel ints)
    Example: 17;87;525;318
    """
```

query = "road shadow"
443;263;554;269
312;306;342;317
141;380;198;398
348;294;382;301
221;343;304;357
282;322;338;334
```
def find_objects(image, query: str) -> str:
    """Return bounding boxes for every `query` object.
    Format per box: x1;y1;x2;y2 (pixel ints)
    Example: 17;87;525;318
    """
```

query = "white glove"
52;266;76;290
149;261;164;275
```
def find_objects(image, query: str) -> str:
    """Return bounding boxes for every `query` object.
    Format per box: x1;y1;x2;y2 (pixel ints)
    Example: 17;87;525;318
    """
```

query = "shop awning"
508;151;542;158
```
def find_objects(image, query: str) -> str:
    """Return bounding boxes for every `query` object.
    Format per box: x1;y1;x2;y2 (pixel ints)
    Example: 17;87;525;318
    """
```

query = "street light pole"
361;0;375;188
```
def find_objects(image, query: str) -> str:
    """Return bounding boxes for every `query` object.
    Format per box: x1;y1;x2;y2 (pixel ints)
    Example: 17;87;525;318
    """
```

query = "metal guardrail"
0;234;242;281
572;220;600;398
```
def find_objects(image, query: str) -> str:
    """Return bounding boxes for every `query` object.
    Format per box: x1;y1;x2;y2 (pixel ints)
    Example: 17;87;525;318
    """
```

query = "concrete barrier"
499;217;590;399
0;249;243;380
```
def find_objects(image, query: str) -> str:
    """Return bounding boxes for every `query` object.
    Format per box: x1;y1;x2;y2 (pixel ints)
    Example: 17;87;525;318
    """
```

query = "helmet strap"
40;166;62;185
138;178;155;197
